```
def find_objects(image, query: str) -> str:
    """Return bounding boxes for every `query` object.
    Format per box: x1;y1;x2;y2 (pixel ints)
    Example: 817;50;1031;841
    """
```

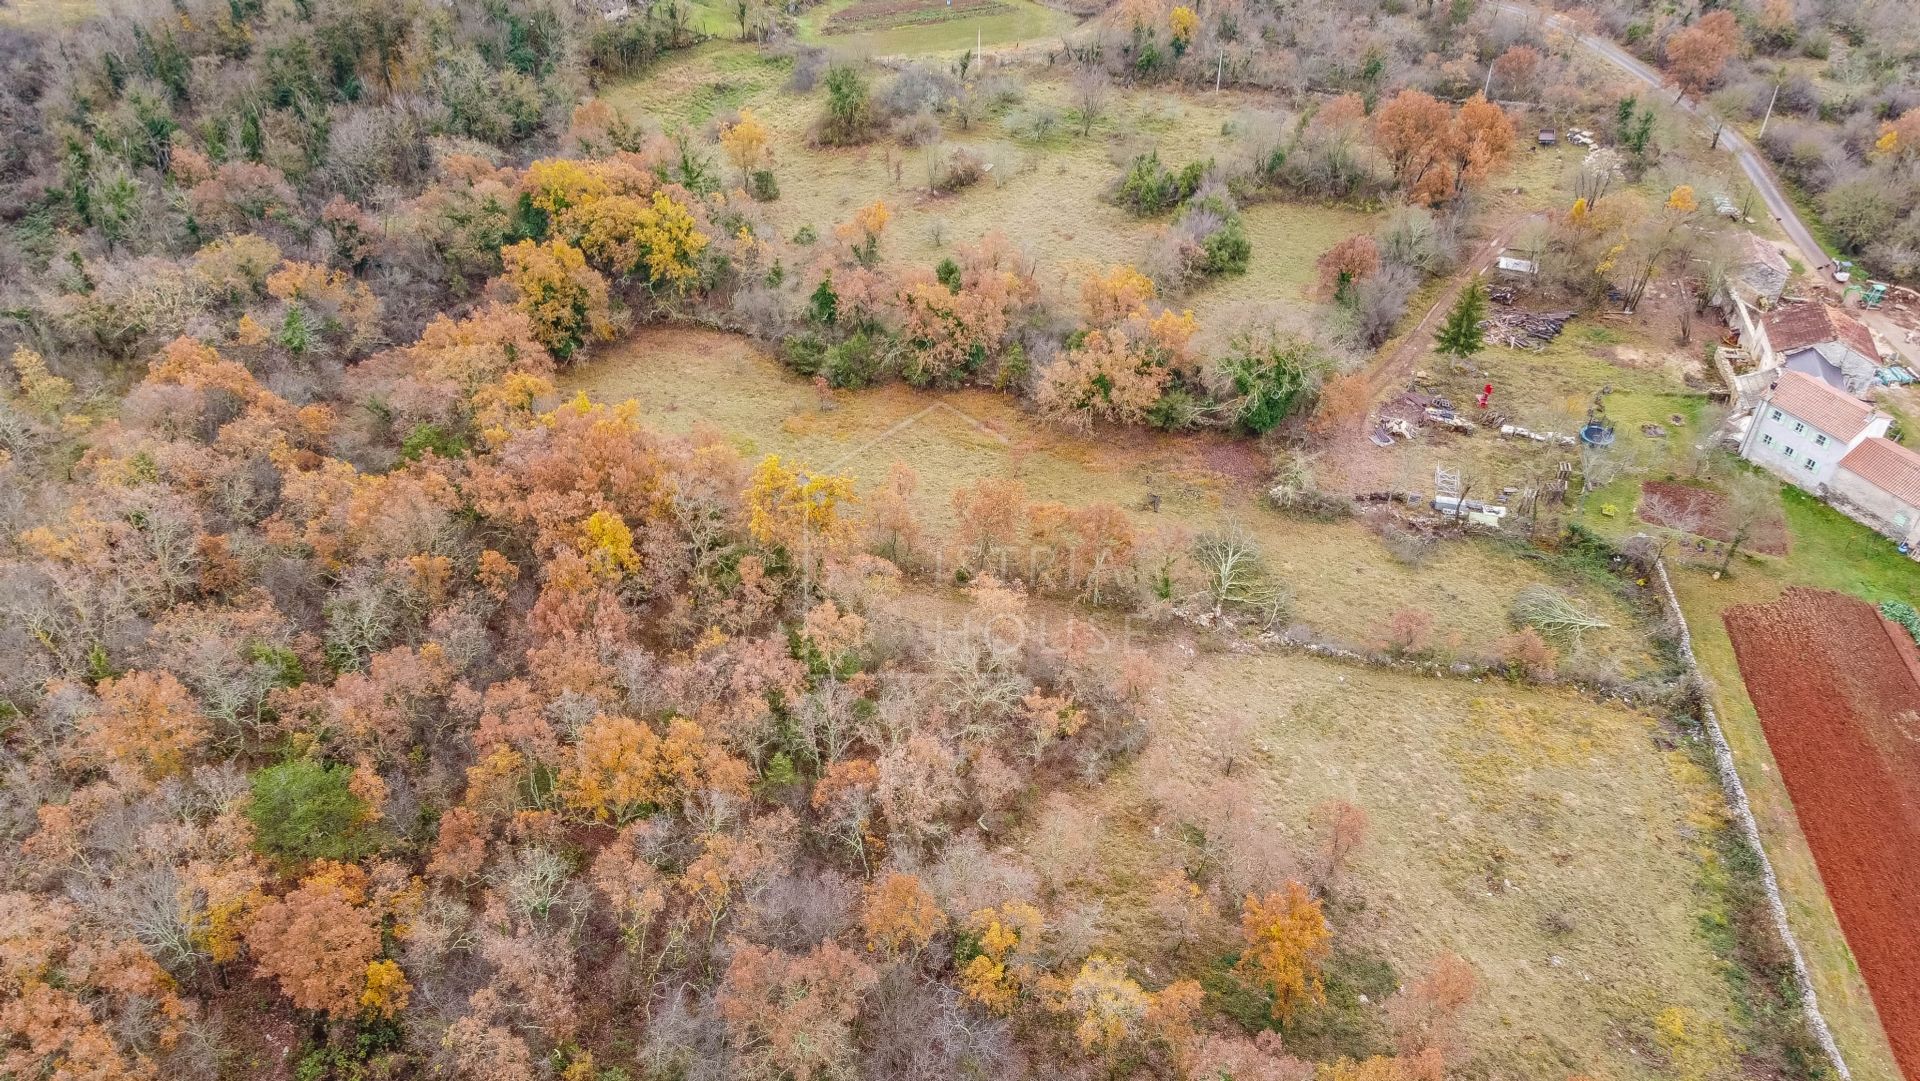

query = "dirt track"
1319;215;1536;493
1724;588;1920;1081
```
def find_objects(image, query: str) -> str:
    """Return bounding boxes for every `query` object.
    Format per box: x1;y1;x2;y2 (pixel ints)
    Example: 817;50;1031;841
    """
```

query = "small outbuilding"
1832;437;1920;546
1495;254;1539;276
1762;302;1882;394
1729;232;1791;307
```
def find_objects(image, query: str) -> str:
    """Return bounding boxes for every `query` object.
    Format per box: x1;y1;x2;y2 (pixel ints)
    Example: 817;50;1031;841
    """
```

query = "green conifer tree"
1434;275;1488;360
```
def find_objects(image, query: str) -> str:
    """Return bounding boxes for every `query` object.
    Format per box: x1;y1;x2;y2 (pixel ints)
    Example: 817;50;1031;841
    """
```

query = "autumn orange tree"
1316;234;1380;303
859;871;946;956
1489;44;1542;98
350;302;554;435
243;862;389;1018
836;200;890;267
81;670;209;784
0;894;190;1080
718;940;877;1081
895;232;1038;386
560;714;751;822
1236;881;1333;1021
1081;264;1157;326
1037;308;1200;430
1372;90;1516;206
1664;11;1740;97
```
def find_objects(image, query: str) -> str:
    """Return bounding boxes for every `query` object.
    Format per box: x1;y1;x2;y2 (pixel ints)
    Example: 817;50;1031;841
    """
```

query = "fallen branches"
1510;585;1609;642
1480;310;1574;350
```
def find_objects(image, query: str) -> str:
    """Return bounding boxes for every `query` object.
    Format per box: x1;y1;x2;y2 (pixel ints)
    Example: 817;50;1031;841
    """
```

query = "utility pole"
1216;50;1223;91
1711;121;1722;149
1482;61;1494;97
1757;81;1781;139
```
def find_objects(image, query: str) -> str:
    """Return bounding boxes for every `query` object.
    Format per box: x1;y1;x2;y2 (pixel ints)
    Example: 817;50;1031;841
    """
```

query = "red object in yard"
1476;383;1493;409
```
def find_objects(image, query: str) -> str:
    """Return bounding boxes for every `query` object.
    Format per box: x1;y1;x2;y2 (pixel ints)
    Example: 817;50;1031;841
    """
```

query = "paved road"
1495;1;1832;280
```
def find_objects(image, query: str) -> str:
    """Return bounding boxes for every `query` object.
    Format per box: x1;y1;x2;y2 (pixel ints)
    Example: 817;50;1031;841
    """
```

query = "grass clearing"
599;43;793;129
1187;200;1381;335
796;0;1074;54
1057;644;1747;1081
563;324;1657;669
602;52;1371;308
0;0;95;27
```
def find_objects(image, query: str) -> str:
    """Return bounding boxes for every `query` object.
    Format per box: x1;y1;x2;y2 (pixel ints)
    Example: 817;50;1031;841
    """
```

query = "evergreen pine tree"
809;275;838;327
1434;275;1487;360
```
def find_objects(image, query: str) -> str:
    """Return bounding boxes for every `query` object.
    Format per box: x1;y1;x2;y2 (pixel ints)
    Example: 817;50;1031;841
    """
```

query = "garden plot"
1638;480;1789;556
1341;321;1713;520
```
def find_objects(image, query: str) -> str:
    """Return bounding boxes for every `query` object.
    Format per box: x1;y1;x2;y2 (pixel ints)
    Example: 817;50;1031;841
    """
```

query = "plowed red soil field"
1724;587;1920;1081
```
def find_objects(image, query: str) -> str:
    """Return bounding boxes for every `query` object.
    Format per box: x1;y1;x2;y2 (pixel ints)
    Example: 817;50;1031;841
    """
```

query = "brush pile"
1481;310;1575;350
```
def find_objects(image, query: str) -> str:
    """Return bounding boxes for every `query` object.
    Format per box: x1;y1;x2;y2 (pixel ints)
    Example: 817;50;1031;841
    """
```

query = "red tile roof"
1838;437;1920;509
1766;369;1876;441
1763;302;1879;363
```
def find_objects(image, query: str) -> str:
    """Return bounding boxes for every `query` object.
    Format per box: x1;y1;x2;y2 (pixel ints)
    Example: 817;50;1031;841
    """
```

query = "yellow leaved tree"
494;238;616;361
1169;5;1198;44
360;959;412;1018
959;901;1045;1014
720;107;772;184
579;509;641;580
8;346;74;420
572;190;710;291
745;454;857;557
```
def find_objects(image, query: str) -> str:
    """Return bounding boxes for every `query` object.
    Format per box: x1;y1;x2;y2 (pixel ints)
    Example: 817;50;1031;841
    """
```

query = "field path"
1319;213;1534;492
1363;215;1536;402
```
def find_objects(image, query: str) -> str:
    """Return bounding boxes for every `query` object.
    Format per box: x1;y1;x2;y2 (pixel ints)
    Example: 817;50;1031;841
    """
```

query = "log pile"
1480;310;1575;350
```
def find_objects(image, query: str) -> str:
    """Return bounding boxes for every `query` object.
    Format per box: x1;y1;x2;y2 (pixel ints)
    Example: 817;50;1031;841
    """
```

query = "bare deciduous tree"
1072;68;1110;137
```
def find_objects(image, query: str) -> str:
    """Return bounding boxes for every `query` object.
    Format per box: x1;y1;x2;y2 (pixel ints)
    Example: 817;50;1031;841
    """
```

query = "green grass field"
796;0;1074;55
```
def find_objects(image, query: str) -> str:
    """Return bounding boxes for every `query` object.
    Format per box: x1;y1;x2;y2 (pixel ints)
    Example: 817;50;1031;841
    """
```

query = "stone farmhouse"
1739;370;1920;547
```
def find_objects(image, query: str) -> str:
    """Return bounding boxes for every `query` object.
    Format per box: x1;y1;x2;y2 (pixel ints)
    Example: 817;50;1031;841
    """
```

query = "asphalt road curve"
1494;1;1833;280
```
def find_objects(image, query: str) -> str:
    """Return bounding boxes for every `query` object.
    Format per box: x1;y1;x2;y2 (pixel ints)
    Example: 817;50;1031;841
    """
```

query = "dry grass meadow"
603;48;1378;333
564;325;1659;669
0;0;95;27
